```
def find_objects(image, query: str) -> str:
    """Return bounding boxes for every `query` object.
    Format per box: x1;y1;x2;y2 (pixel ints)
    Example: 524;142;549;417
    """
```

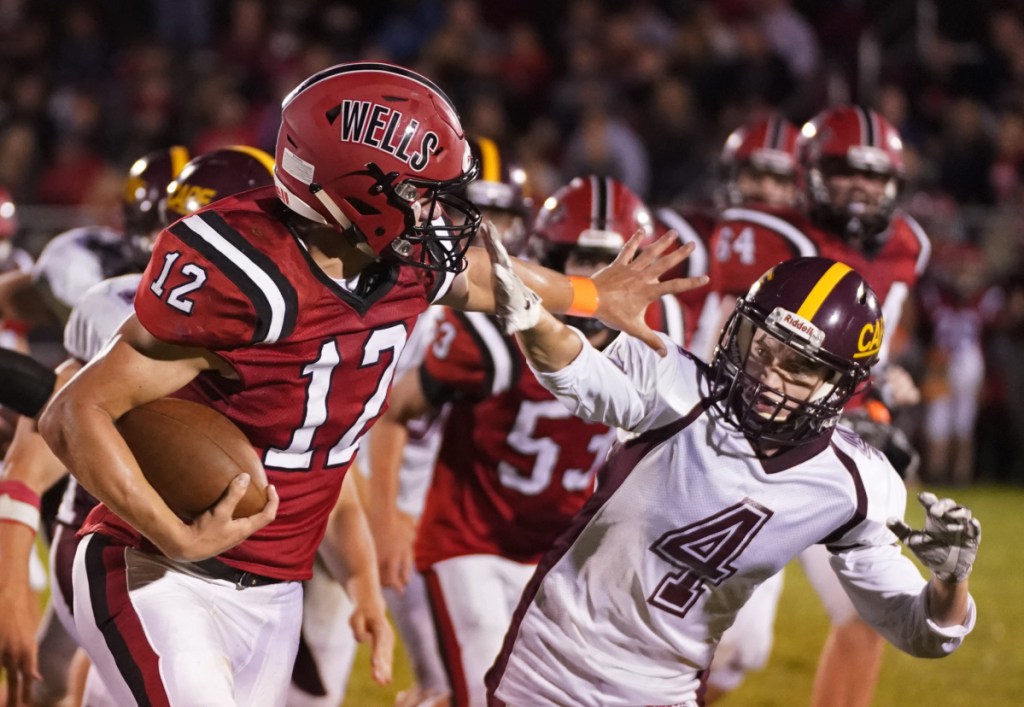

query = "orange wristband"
566;276;599;317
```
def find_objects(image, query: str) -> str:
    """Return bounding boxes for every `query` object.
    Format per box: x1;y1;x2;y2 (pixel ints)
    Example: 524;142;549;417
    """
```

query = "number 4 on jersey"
648;499;773;618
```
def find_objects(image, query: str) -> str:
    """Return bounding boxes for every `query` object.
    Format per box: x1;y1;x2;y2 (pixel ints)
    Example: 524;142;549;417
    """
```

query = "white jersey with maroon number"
488;332;975;706
33;226;135;317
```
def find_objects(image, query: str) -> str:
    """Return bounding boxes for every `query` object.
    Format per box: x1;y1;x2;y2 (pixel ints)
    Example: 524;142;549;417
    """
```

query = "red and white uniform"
487;332;975;706
416;309;617;706
82;187;454;580
73;187;454;706
709;205;930;365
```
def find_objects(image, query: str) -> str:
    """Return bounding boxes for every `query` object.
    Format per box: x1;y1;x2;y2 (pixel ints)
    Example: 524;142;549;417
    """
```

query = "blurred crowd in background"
2;0;1024;485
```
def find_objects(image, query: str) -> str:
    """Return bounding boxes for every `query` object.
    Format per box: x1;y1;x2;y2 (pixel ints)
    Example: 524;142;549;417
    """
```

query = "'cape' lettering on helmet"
855;318;884;358
338;100;438;172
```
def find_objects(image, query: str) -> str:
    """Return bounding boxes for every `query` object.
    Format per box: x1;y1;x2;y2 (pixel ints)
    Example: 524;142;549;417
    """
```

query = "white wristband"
0;493;41;533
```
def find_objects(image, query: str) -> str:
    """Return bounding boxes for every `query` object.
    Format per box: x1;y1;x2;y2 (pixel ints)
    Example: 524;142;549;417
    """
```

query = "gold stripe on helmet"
796;261;853;321
476;137;501;183
169;146;191;179
228;145;276;175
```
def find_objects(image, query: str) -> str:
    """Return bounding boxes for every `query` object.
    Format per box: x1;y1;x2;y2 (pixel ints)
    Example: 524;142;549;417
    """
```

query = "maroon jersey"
82;187;453;580
414;309;617;569
709;205;930;363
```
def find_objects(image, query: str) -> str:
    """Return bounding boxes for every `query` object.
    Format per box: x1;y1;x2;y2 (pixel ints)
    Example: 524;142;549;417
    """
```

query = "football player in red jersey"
368;175;668;707
38;63;701;706
0;146;300;707
706;106;931;707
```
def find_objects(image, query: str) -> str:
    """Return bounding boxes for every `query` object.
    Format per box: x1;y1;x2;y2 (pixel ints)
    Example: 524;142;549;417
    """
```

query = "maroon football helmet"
274;62;481;273
710;257;883;447
123;146;191;238
797;106;904;248
163;145;275;222
529;175;653;272
719;114;800;207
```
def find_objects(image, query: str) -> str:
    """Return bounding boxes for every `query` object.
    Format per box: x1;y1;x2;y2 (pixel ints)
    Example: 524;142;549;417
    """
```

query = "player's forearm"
3;416;71;496
38;397;186;552
515;309;584;373
450;248;574;315
925;576;971;627
366;413;410;532
0;522;35;589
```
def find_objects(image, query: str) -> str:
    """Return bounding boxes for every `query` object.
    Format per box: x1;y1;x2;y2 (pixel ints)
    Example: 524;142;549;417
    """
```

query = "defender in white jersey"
483;246;980;706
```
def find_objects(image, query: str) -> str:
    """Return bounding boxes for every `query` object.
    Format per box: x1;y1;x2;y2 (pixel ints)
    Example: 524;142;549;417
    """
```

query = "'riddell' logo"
336;100;438;172
782;312;816;337
768;307;825;348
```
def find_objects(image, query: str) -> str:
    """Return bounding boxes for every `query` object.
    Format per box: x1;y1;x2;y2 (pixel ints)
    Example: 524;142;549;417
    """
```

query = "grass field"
344;484;1024;706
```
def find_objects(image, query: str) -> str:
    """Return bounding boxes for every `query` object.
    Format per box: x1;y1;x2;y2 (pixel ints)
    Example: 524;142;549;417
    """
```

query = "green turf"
346;484;1024;705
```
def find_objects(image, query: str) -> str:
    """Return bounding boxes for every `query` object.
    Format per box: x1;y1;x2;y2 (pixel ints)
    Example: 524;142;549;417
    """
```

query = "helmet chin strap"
310;185;353;230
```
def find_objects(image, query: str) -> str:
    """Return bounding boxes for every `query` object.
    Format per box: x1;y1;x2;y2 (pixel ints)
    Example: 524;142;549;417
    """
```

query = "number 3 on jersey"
150;252;208;314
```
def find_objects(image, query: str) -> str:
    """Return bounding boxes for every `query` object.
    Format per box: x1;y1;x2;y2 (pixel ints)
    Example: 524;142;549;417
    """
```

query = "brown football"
116;397;269;520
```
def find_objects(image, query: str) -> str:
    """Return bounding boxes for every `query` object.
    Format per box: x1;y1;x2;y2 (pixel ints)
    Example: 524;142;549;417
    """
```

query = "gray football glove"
887;492;981;583
480;221;542;335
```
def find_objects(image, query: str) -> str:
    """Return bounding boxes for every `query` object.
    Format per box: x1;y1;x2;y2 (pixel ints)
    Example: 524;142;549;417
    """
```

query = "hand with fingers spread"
591;229;708;356
887;492;981;583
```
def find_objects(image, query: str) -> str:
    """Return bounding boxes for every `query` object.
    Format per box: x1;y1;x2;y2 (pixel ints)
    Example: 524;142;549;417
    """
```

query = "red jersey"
83;187;453;579
414;309;617;569
709;205;931;364
655;205;717;354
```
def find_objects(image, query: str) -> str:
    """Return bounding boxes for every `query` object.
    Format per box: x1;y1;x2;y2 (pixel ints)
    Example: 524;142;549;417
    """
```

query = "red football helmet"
719;114;800;207
797;106;905;248
464;136;532;254
710;257;882;449
123;146;191;238
274;62;481;273
163;145;275;222
529;175;653;272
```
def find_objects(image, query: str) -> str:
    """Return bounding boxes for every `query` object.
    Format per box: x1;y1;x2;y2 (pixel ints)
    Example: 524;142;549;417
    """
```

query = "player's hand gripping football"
887;492;981;583
168;474;279;562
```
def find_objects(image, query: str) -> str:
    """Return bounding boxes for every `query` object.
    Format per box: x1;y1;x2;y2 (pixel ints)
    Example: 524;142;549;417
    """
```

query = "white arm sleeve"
829;543;976;658
532;330;700;434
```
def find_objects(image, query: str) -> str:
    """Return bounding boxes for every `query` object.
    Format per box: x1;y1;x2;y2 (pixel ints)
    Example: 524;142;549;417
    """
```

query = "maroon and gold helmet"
529;175;653;272
163;146;275;222
463;136;532;255
710;257;883;447
274;62;480;273
797;106;904;248
122;146;190;237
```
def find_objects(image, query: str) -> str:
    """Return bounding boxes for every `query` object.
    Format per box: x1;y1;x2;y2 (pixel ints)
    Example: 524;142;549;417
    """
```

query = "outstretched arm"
441;224;706;355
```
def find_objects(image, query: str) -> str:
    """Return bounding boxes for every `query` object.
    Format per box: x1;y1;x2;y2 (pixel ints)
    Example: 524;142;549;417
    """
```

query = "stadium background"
1;0;1022;704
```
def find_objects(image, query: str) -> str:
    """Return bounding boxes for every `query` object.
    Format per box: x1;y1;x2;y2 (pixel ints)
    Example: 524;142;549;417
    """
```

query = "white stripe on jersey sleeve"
658;294;684;347
463;311;513;394
656;207;708;276
719;208;818;257
181;215;288;344
897;212;932;275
